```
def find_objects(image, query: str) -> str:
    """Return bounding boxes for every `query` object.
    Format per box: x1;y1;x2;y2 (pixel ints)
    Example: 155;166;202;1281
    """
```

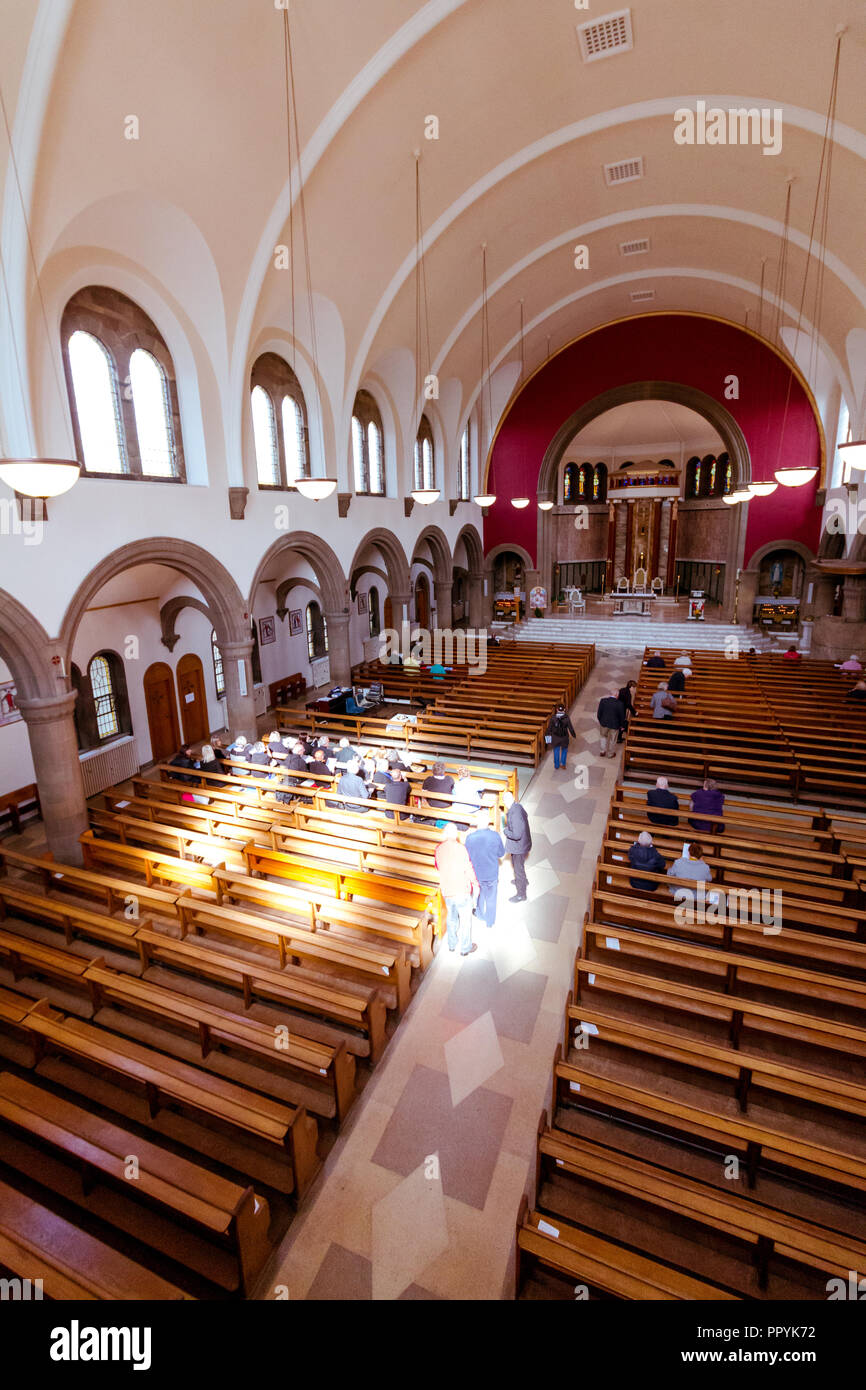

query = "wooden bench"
0;845;180;921
0;783;40;835
0;1176;191;1300
0;1071;271;1293
83;963;355;1124
20;1000;320;1198
515;1193;739;1300
80;831;223;893
0;879;141;952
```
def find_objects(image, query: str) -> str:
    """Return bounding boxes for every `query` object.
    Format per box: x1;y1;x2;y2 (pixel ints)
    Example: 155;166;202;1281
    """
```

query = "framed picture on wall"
357;591;368;615
0;680;21;726
258;615;276;646
288;608;303;636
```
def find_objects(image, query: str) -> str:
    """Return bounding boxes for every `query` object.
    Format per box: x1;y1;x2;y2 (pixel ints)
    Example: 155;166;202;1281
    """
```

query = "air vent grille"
630;289;656;303
577;10;633;62
604;157;644;186
620;237;650;256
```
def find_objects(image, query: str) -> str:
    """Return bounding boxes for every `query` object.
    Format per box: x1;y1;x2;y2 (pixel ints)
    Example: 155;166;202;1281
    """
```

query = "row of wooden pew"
516;767;866;1300
626;648;866;801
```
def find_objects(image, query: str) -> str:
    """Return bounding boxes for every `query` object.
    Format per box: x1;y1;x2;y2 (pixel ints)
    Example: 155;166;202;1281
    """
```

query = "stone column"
842;575;866;624
736;569;759;626
433;581;453;630
467;573;484;629
323;612;352;686
221;639;257;741
18;691;89;866
388;593;411;627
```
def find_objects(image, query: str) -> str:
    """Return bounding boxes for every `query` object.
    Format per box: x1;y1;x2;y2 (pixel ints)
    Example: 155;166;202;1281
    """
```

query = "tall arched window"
721;454;733;494
350;390;385;495
458;427;471;500
250;353;310;488
67;330;126;475
62;287;185;481
306;602;328;661
368;586;381;638
211;630;225;700
88;654;119;739
578;464;594;503
594;463;608;503
129;349;175;477
252;385;279;486
704;455;717;496
414;415;435;490
686;457;702;497
563;463;578;504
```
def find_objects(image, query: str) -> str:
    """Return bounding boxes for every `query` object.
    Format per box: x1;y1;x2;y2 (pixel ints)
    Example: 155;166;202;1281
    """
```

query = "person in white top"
674;652;692;667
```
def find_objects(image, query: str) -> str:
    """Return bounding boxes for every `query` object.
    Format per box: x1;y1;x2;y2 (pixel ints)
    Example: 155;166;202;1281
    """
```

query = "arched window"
67;330;126;475
306;602;328;661
686;457;702;497
578;464;594;502
563;463;578;504
252;385;279;486
351;390;385;495
88;654;119;740
62;287;186;481
250;620;262;687
721;454;733;494
282;395;307;482
368;586;381;638
250;354;310;488
594;463;608;503
459;427;471;500
211;630;225;700
703;455;717;497
414;415;435;490
129;349;175;477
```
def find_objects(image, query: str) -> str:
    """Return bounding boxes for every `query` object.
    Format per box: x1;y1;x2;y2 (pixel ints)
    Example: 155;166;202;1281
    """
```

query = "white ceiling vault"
2;0;866;487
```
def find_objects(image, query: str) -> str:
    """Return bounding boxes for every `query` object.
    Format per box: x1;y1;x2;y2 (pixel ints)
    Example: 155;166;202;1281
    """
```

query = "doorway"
414;575;430;629
143;662;180;762
177;652;209;746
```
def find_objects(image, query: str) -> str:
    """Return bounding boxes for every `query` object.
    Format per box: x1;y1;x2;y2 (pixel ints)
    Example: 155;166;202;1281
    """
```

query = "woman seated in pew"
267;730;285;758
666;841;712;894
246;740;272;779
452;766;483;828
196;743;224;795
838;653;864;672
673;652;692;668
275;741;308;803
627;831;666;891
651;682;676;719
229;734;250;774
845;680;866;702
689;778;725;834
782;644;802;661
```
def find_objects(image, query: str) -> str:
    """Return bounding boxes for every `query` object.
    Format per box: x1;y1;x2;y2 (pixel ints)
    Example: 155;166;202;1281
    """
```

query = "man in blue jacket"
465;809;505;928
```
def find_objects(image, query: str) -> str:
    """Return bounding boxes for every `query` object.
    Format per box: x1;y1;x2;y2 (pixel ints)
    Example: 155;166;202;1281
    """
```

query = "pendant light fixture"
0;81;80;499
511;497;530;509
474;493;496;508
280;8;336;501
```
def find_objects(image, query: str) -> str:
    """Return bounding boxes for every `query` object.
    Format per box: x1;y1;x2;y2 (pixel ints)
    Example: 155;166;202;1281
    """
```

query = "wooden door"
415;576;430;630
177;653;208;746
143;663;180;763
383;595;394;631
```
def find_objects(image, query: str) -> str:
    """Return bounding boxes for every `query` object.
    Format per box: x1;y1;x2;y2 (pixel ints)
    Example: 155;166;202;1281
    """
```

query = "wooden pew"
0;783;40;834
80;831;223;893
0;879;142;952
0;845;180;921
0;1072;271;1293
0;1176;191;1300
515;1193;739;1300
20;999;320;1198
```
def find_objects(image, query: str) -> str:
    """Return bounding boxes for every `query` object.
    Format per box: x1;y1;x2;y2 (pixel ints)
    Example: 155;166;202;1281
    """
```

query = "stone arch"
412;525;453;584
250;531;348;614
454;523;483;575
744;538;816;572
59;539;248;663
276;576;324;619
0;589;57;700
484;541;534;572
159;596;215;652
349;565;389;601
537;382;751;499
348;528;411;599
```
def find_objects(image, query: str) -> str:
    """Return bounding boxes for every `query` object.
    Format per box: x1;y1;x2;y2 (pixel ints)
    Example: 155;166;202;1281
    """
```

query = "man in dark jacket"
616;680;637;742
276;741;309;802
169;747;199;786
628;831;666;890
646;776;679;826
597;690;625;757
502;790;532;902
382;768;410;820
667;666;689;696
646;651;665;669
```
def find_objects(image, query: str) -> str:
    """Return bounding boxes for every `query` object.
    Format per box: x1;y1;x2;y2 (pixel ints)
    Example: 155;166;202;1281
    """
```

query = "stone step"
505;618;774;653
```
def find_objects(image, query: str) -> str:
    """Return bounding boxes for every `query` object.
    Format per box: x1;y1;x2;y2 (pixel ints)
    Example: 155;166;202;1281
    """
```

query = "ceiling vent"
630;289;656;303
620;237;650;256
604;157;644;186
577;9;634;63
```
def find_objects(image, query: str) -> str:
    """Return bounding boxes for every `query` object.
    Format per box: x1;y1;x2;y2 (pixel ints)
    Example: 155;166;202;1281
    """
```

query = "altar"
611;592;653;616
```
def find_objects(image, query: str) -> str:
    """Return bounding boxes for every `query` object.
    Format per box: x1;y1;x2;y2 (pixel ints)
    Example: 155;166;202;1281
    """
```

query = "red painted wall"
483;315;822;569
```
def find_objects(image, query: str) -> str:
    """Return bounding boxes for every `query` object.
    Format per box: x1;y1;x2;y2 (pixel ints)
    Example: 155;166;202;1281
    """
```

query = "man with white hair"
337;758;369;812
465;808;505;929
628;830;666;891
596;688;626;757
646;776;679;826
334;735;359;766
434;823;478;956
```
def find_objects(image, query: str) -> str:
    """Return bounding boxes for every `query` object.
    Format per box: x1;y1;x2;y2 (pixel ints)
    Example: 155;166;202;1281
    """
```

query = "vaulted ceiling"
2;0;865;459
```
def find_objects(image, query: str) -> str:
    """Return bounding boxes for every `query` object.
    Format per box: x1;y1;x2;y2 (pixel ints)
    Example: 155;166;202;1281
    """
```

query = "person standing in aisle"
502;790;532;903
434;824;478;957
465;809;505;929
546;703;576;770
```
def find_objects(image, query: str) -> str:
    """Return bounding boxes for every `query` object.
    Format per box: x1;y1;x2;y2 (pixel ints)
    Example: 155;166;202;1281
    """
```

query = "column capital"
322;610;350;628
17;691;78;726
220;639;254;659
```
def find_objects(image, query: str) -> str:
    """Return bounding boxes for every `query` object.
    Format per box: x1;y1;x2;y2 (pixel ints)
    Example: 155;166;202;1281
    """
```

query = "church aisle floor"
259;651;640;1301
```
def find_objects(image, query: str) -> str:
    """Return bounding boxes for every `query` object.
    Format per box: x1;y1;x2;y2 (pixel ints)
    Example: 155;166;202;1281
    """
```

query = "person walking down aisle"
597;689;625;757
502;790;532;903
434;824;478;957
617;680;637;742
465;809;505;928
547;703;576;769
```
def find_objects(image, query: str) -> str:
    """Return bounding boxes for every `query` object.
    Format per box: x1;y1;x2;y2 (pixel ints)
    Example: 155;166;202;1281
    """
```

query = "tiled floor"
260;650;641;1301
